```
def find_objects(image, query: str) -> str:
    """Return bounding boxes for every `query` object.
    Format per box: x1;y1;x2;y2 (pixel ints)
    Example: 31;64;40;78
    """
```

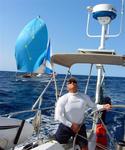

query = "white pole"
95;64;103;103
95;24;107;104
99;24;107;50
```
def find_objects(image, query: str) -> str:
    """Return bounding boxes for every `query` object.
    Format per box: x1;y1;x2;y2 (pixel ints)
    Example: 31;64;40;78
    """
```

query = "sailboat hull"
0;117;33;149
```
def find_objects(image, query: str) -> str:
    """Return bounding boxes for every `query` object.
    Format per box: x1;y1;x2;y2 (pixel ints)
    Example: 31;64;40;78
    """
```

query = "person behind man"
54;77;111;150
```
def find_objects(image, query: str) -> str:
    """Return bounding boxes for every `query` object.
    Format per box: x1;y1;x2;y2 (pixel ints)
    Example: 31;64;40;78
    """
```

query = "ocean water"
0;71;125;148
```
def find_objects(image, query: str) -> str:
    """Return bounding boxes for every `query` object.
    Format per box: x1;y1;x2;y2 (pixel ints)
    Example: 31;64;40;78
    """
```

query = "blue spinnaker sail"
34;40;52;74
15;17;48;73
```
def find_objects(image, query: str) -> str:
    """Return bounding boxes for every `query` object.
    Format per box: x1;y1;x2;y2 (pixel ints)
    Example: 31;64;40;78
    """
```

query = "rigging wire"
59;68;71;97
32;77;53;109
52;69;58;101
84;64;93;95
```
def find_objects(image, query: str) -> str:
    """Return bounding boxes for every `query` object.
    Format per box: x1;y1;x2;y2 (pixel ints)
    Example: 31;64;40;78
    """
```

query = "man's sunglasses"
67;81;77;84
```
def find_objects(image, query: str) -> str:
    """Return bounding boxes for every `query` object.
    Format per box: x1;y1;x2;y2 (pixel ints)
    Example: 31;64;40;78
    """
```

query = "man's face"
67;81;77;92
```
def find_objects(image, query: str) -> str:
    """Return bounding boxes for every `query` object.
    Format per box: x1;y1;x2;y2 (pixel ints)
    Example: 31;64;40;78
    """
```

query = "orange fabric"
96;124;107;145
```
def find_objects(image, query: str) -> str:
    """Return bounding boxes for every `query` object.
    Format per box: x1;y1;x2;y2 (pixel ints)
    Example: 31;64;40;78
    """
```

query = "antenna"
86;2;124;38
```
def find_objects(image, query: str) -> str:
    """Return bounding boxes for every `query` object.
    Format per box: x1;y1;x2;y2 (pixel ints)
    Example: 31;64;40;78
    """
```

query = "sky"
0;0;125;77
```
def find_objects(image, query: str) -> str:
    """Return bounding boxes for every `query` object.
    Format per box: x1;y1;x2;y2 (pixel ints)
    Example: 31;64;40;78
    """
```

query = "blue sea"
0;71;125;148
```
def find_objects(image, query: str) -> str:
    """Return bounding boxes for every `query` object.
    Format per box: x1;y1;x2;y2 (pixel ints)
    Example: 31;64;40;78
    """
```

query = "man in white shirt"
55;77;111;150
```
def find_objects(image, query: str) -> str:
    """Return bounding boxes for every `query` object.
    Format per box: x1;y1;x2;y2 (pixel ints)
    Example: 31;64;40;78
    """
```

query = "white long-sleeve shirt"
55;92;103;127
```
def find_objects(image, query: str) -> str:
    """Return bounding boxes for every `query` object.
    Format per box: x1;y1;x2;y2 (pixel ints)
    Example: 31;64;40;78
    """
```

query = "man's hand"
103;104;112;110
71;122;80;133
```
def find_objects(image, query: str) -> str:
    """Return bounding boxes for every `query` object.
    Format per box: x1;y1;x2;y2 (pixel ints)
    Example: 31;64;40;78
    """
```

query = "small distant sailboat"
15;16;52;79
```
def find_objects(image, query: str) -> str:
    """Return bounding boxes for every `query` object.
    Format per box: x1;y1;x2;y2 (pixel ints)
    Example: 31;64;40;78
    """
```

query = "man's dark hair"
67;77;77;84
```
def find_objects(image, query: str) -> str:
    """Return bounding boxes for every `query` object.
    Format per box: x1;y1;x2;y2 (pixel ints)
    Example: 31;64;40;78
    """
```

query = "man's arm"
54;95;72;127
85;94;111;111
